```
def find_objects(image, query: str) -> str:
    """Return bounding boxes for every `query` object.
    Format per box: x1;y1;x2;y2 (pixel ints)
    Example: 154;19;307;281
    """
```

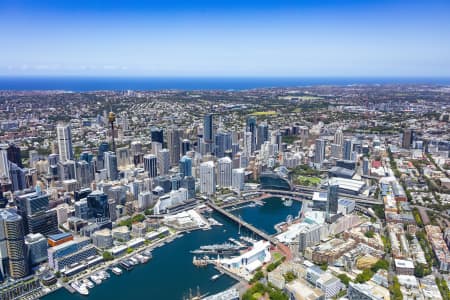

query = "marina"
45;197;298;300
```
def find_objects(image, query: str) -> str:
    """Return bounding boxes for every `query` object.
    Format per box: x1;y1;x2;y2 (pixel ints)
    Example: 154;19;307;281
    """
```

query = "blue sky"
1;0;450;77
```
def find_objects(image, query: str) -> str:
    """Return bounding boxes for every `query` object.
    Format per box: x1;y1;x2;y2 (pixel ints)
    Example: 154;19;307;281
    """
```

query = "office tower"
157;149;170;175
179;156;192;178
314;139;327;164
0;209;29;279
56;124;74;162
257;123;269;150
0;148;9;180
58;160;76;180
203;114;214;154
104;151;119;181
181;139;191;156
200;161;216;195
9;163;26;192
217;157;232;188
137;191;153;211
402;129;414;149
143;154;158;178
76;160;93;188
181;176;196;199
246;116;257;153
116;147;130;167
215;131;232;158
231;143;240;158
275;131;283;152
232;168;245;191
334;128;344;146
167;127;182;166
130;140;143;155
330;143;341;159
75;199;89;220
7;144;22;168
97;142;109;170
363;157;370;176
343;139;353;161
27;210;58;236
87;191;109;220
108;198;117;221
244;131;252;157
203;114;214;143
25;233;47;265
327;181;339;219
150;127;164;145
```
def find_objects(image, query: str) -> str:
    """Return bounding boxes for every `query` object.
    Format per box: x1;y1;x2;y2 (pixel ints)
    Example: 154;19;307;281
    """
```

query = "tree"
364;230;375;238
371;259;389;273
337;274;351;287
102;251;114;261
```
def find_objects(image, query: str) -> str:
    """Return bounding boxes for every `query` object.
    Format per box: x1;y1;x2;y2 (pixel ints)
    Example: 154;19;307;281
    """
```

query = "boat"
71;281;89;296
142;249;153;258
190;243;245;255
101;270;110;279
119;260;134;271
135;254;149;263
129;257;139;265
111;267;123;275
81;278;94;289
90;274;102;285
211;274;222;281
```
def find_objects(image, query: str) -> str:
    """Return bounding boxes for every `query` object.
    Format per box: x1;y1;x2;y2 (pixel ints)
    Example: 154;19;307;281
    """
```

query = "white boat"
90;274;102;285
211;274;221;281
71;281;89;296
100;270;110;279
82;278;94;289
111;267;123;275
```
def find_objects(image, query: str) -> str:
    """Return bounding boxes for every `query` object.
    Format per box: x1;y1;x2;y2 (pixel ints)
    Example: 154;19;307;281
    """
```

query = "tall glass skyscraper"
56;124;74;162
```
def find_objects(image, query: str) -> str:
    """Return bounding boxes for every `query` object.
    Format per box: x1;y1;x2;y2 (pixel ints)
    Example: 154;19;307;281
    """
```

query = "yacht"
81;278;94;289
90;274;102;285
71;281;89;296
111;267;123;275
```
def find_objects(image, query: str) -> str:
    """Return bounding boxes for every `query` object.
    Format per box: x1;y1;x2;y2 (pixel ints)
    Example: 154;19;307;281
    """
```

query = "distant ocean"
0;76;449;91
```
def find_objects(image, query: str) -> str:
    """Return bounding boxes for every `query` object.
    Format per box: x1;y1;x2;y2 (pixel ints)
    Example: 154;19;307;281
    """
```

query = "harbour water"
44;197;301;300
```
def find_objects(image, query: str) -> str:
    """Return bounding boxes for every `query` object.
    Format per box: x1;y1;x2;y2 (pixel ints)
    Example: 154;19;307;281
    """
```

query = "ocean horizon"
0;76;449;91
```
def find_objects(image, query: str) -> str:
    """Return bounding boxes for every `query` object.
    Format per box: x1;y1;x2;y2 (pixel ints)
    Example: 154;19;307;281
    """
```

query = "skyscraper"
402;129;414;149
246;116;257;153
104;151;119;181
157;149;170;175
7;143;22;168
87;191;109;220
327;181;339;219
203;114;214;143
343;139;353;161
217;157;232;188
232;168;245;191
257;123;269;150
179;156;192;178
334;128;344;146
200;161;216;195
0;148;10;180
181;139;191;155
150;127;164;145
144;154;158;178
314;139;327;164
0;209;29;279
167;127;182;166
56;124;74;162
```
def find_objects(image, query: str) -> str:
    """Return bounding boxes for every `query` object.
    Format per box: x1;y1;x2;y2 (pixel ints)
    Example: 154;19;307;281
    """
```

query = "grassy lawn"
250;111;277;116
272;251;283;262
296;176;321;186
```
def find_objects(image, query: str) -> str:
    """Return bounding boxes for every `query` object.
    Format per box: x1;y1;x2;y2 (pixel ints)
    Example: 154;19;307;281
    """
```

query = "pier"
208;201;277;244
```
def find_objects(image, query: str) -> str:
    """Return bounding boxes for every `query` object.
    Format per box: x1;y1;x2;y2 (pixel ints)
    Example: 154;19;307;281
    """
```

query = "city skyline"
1;0;450;77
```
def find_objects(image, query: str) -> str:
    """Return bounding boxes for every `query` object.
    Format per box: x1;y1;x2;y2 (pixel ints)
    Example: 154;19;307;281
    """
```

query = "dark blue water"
0;76;449;91
43;197;299;300
232;197;302;235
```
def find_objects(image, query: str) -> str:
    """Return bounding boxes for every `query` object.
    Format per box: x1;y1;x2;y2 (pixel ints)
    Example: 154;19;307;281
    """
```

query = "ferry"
111;267;123;275
71;281;89;296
